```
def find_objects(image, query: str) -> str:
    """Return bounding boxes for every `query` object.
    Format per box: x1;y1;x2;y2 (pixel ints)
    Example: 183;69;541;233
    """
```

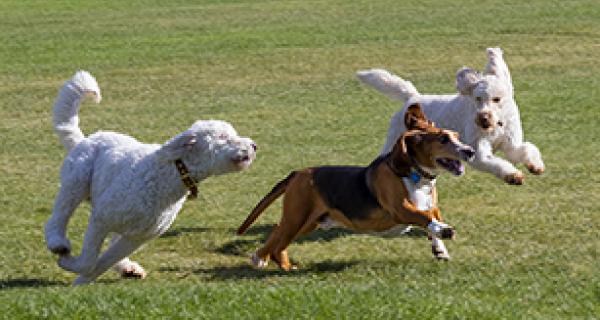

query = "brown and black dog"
237;104;475;270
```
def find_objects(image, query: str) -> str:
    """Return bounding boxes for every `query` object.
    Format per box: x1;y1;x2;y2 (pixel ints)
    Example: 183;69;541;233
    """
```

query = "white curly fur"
357;47;544;183
45;71;257;285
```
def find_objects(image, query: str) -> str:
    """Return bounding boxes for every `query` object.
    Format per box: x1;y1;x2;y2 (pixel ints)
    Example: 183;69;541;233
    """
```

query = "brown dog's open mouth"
435;158;464;176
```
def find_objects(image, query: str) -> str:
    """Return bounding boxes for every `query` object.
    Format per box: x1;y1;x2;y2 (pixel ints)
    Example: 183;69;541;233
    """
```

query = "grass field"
1;0;599;318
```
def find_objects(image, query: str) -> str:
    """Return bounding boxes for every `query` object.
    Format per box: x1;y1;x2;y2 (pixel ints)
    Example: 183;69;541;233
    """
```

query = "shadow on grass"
215;225;355;257
0;278;67;290
160;226;211;238
235;224;355;243
220;224;427;257
192;260;360;280
240;224;275;236
239;223;428;240
376;227;428;238
214;238;260;257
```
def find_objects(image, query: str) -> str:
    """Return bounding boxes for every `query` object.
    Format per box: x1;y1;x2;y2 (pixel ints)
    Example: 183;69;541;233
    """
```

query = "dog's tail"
356;69;419;103
53;71;102;151
237;171;296;235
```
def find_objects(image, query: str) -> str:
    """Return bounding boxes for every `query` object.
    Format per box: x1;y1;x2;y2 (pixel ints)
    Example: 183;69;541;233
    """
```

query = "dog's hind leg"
252;226;278;268
109;234;147;279
268;185;324;271
58;221;108;275
254;214;311;271
253;174;316;270
271;214;322;271
45;178;90;255
45;144;94;255
73;235;145;285
254;220;303;271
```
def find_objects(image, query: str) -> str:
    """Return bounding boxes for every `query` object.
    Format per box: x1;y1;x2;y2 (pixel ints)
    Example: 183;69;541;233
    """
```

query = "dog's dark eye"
439;135;450;144
475;97;482;102
492;97;501;103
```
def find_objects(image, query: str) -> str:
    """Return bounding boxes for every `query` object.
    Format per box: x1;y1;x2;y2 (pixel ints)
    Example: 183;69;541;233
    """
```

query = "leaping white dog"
357;48;544;185
45;71;257;285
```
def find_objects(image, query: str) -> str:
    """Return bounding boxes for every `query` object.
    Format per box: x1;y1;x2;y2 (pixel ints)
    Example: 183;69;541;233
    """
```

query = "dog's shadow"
0;278;66;290
160;226;211;238
214;224;427;258
214;224;356;258
188;260;359;280
238;223;356;244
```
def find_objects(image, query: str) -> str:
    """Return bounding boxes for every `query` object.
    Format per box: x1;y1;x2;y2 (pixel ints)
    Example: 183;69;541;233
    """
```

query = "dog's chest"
402;177;435;211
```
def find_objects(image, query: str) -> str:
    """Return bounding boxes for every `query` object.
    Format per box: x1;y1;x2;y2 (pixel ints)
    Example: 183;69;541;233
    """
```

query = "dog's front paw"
432;246;451;260
439;227;455;240
57;255;78;272
504;171;524;185
526;163;544;175
120;262;147;279
431;237;451;260
47;237;72;256
427;220;455;240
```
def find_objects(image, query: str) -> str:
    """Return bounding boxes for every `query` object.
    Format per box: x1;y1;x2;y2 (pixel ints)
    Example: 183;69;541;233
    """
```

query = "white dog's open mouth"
435;158;464;176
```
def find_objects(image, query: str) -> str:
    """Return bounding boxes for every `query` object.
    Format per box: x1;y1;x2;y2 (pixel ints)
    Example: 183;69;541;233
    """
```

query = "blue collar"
409;168;437;184
409;170;422;184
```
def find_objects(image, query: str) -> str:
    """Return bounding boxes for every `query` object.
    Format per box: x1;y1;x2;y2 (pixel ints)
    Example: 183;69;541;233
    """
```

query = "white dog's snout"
230;137;257;169
237;138;257;155
460;147;476;162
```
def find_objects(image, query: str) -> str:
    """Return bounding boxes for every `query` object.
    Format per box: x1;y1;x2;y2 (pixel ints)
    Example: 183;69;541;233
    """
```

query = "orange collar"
174;159;198;199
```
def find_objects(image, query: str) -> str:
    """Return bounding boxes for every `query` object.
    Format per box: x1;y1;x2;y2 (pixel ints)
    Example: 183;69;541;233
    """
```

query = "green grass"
1;0;599;318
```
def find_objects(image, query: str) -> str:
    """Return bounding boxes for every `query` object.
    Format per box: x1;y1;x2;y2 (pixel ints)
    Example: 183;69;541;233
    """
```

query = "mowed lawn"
1;0;598;318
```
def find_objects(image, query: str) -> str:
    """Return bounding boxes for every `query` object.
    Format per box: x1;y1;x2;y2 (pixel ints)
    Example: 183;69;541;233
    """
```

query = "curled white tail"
356;69;419;103
53;71;101;151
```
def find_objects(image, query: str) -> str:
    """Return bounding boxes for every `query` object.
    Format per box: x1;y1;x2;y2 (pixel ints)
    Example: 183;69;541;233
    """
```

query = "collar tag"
409;171;421;184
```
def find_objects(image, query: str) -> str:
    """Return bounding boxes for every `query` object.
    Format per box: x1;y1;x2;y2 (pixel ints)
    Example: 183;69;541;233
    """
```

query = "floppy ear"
396;131;422;155
404;103;429;130
157;130;198;162
456;67;481;96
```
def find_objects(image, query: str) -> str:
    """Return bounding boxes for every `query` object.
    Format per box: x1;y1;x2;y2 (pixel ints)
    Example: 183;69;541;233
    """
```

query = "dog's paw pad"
120;264;146;279
526;164;544;175
50;245;71;256
440;227;455;240
433;251;451;260
504;171;524;185
57;255;79;273
251;253;268;269
281;264;299;271
47;238;72;256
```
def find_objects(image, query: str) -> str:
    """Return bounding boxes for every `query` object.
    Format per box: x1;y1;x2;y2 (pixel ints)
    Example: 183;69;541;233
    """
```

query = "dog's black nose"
251;143;257;151
462;148;475;161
